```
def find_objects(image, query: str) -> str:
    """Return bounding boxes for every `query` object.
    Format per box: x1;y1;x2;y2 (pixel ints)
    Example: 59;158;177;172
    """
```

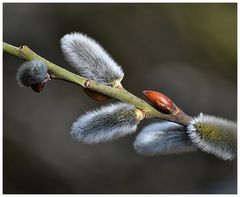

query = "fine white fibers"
16;60;48;87
60;32;124;86
187;113;237;160
71;102;141;144
134;122;197;155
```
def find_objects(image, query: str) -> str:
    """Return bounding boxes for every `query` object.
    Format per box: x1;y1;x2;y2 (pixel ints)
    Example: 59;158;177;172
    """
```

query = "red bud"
143;90;175;114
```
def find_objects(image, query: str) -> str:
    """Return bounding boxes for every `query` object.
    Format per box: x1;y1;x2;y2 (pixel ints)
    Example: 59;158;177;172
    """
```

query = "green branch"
3;42;192;126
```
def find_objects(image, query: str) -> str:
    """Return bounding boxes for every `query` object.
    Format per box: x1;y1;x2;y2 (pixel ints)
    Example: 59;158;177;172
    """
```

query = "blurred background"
3;3;237;194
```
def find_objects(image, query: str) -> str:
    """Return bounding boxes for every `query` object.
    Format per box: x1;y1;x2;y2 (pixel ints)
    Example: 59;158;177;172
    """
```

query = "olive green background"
3;3;237;194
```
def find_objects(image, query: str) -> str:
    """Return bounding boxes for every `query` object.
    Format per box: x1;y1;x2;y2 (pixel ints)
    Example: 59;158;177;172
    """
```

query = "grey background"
3;3;237;194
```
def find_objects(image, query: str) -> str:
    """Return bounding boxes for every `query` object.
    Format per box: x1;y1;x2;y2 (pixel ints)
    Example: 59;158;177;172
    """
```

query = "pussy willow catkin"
134;122;197;155
71;102;144;144
61;32;124;87
16;60;48;87
187;113;237;160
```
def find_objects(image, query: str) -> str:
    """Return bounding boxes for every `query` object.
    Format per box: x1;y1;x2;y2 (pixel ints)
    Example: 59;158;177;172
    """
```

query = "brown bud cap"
83;88;111;102
30;73;51;93
31;83;45;93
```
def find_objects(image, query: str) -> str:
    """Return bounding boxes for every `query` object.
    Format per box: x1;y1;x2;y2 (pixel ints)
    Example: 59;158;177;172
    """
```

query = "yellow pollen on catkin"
195;123;221;140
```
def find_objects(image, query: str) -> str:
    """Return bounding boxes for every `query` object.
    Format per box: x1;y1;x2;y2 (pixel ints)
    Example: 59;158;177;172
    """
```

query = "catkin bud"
60;32;124;87
16;60;48;87
71;102;145;144
187;113;237;160
134;122;197;155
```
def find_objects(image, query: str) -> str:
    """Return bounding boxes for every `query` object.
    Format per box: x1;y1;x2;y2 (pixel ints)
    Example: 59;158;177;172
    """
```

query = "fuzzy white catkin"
16;60;48;87
60;32;124;86
71;102;144;144
187;113;237;160
134;122;197;155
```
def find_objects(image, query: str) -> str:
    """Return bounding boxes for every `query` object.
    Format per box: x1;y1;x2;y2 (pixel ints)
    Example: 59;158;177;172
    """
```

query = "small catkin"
60;32;124;86
16;60;48;87
134;122;197;155
71;102;144;144
187;113;237;160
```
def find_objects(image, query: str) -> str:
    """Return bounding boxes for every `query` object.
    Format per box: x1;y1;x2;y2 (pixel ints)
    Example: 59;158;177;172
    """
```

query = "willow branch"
3;42;192;126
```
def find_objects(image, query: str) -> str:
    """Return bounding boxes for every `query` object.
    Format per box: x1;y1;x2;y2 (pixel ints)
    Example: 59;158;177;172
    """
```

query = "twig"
3;42;192;126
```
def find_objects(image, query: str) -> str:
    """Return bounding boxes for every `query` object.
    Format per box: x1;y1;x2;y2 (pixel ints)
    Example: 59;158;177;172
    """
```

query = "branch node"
84;79;91;88
19;45;27;51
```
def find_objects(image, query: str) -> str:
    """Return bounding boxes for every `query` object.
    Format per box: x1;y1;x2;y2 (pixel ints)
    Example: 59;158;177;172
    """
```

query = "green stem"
3;42;192;126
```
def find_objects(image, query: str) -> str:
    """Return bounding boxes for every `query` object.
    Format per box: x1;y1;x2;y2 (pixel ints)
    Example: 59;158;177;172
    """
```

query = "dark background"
3;3;237;194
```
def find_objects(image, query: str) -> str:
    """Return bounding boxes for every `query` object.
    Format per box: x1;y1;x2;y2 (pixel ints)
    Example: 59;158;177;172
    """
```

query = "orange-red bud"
143;90;175;114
